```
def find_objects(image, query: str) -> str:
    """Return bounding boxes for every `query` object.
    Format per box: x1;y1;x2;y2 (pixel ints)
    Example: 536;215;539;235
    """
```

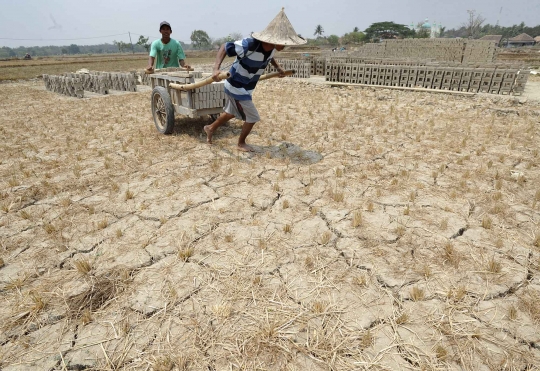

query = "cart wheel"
151;86;175;134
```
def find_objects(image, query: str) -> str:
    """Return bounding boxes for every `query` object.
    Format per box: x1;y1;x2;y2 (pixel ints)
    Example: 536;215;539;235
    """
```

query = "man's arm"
146;56;155;72
179;59;191;69
270;58;286;77
212;44;228;81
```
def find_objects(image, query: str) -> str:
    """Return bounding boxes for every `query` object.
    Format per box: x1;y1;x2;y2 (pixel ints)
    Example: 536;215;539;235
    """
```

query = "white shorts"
223;94;260;123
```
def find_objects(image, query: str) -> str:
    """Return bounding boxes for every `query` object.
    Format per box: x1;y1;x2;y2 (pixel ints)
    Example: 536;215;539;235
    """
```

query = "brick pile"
325;61;529;95
43;75;84;98
265;59;311;78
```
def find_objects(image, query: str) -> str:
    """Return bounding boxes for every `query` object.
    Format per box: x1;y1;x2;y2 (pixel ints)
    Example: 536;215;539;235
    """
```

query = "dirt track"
1;76;540;370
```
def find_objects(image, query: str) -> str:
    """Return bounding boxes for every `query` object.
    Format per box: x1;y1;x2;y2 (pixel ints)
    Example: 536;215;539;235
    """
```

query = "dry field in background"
0;53;221;81
0;70;540;370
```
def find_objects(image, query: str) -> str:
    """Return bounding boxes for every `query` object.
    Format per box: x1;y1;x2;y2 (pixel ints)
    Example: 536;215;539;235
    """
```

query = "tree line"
2;17;538;59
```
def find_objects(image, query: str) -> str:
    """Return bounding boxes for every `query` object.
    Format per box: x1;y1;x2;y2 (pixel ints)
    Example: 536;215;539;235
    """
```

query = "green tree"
327;35;339;46
190;30;211;49
342;31;366;44
364;21;414;41
136;35;151;52
68;44;80;54
113;40;130;52
353;27;359;33
314;25;324;37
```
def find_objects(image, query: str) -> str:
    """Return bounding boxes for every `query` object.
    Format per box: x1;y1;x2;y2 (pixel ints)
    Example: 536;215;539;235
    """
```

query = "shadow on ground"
248;141;323;164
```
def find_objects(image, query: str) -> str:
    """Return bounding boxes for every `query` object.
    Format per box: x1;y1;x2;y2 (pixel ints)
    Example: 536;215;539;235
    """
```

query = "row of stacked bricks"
384;39;465;63
266;59;311;78
64;72;137;94
65;73;109;94
347;39;499;64
191;82;226;110
325;63;528;95
43;75;84;98
462;40;498;63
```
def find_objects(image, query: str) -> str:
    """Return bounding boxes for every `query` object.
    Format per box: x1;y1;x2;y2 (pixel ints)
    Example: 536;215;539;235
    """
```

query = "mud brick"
503;69;518;80
432;76;443;89
482;68;496;80
423;76;433;88
468;80;481;92
472;68;484;80
500;79;514;92
492;69;504;82
479;79;492;93
400;75;408;86
458;80;470;92
407;74;417;87
392;74;400;86
362;74;371;84
489;80;502;94
450;78;461;91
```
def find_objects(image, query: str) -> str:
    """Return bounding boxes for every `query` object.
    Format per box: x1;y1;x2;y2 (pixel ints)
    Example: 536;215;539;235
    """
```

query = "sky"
1;0;539;48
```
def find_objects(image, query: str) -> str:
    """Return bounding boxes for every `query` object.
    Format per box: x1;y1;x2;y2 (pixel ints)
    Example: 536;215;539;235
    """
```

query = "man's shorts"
223;94;260;123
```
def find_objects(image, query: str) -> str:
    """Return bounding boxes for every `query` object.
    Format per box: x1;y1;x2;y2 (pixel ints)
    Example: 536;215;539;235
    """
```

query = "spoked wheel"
151;86;175;134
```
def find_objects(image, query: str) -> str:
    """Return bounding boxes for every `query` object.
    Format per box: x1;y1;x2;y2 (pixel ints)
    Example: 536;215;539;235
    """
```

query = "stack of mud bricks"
323;61;530;95
266;59;311;78
43;75;84;98
65;71;137;94
462;40;498;63
346;39;499;64
67;72;109;94
191;82;226;110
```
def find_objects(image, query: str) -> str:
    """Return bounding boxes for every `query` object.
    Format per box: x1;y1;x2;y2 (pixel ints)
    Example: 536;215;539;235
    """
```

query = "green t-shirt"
149;38;186;68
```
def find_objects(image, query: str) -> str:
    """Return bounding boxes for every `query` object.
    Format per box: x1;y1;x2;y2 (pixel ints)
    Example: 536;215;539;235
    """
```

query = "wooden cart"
149;69;295;135
149;71;227;134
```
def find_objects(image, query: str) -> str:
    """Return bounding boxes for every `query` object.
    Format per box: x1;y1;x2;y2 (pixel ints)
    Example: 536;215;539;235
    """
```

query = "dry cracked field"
1;74;540;371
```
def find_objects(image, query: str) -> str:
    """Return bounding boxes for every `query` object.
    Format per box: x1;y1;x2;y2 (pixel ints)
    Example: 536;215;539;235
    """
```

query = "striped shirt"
224;38;275;101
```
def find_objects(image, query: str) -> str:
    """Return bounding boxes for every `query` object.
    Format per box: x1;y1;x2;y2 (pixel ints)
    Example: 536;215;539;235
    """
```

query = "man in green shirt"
146;21;191;72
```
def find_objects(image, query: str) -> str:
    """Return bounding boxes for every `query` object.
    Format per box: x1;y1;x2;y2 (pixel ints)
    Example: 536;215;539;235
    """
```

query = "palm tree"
314;25;324;37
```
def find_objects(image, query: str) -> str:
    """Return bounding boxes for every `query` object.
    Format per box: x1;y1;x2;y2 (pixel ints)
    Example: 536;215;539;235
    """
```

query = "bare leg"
204;112;235;144
237;122;255;152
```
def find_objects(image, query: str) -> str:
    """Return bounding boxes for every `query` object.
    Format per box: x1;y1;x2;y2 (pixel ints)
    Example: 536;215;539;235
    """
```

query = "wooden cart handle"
169;72;231;91
259;69;296;81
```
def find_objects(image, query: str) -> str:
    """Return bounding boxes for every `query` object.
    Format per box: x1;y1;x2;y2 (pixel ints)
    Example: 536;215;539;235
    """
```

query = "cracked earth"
1;75;540;370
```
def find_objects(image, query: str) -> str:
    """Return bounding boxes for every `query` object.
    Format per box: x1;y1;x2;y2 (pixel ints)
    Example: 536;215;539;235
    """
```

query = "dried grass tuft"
410;286;425;301
74;259;92;275
67;268;131;319
178;247;194;262
486;257;501;273
320;231;332;245
352;211;362;228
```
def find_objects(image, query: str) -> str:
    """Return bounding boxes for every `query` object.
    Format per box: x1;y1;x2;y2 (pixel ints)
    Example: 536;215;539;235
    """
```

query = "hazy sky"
1;0;539;48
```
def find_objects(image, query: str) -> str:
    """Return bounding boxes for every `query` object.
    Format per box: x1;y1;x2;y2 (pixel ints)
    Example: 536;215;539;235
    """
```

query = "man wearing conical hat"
204;8;306;152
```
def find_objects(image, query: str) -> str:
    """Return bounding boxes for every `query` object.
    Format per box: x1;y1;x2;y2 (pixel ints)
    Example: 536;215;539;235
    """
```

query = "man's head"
159;21;172;37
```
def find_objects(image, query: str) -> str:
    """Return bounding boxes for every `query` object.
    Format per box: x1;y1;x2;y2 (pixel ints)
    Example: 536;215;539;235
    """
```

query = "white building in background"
409;18;443;38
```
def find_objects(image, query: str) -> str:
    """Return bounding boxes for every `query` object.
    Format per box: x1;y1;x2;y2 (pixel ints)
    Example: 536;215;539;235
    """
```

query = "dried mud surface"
1;75;540;370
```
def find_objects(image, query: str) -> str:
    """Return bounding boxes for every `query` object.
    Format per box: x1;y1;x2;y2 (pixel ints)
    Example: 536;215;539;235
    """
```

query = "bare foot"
204;125;213;144
237;143;255;152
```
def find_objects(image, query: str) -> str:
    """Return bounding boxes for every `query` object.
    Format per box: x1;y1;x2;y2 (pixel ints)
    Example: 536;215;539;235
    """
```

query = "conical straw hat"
252;8;307;46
